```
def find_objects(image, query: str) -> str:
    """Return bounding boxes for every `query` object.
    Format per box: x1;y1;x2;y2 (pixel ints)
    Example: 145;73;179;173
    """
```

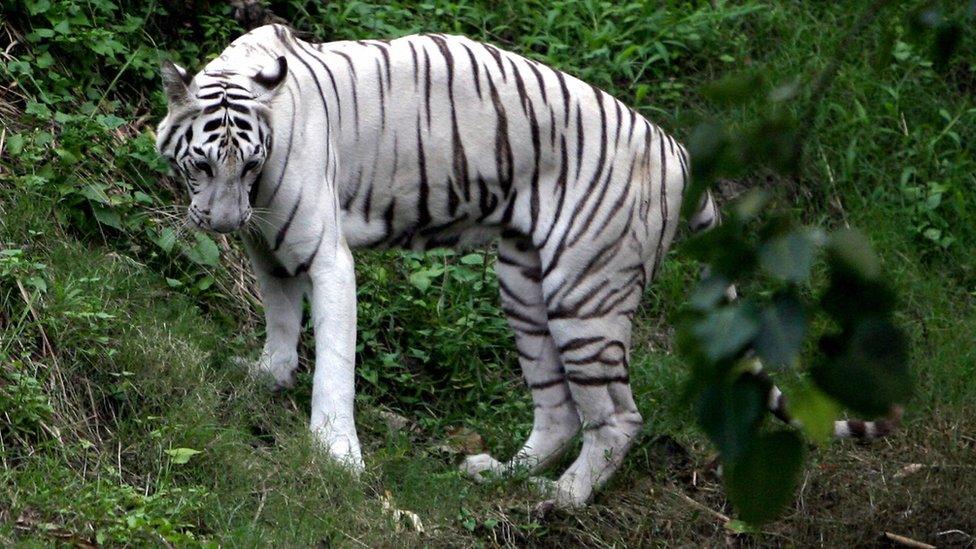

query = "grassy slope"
2;0;974;545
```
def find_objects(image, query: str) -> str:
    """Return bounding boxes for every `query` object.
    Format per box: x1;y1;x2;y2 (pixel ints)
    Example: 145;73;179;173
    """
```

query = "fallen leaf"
446;427;486;455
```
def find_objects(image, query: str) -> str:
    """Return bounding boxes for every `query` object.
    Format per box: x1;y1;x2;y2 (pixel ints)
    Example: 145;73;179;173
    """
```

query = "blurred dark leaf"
725;431;804;524
682;122;728;218
741;114;800;174
684;220;756;279
754;292;806;369
692;302;761;362
689;273;732;312
812;318;911;417
697;375;767;462
827;228;880;280
820;271;896;328
731;189;770;222
700;72;765;106
759;229;814;283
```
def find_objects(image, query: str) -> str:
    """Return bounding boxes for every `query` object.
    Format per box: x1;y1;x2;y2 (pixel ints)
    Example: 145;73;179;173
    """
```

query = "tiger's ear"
161;60;193;106
252;56;287;98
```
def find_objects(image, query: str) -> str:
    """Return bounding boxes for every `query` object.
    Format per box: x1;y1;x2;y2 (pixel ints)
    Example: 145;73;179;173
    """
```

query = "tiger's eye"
242;160;260;175
193;160;214;177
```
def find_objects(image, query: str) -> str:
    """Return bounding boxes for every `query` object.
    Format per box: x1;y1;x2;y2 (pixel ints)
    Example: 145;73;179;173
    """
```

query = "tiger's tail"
688;190;901;440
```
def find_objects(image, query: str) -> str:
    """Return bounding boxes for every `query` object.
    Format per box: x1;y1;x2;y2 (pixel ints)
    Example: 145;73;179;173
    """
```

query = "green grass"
2;0;975;545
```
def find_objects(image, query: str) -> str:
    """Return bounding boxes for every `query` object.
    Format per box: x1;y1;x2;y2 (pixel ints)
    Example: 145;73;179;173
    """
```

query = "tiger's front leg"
307;239;364;472
244;237;306;390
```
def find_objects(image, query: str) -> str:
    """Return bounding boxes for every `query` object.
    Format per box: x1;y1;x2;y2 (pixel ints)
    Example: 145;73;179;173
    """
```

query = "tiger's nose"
209;217;245;234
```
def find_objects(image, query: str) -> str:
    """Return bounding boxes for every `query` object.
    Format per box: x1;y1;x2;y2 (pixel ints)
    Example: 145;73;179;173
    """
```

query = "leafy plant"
673;0;972;524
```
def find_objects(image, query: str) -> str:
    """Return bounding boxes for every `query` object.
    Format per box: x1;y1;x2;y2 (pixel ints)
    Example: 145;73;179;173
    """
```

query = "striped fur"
155;25;881;510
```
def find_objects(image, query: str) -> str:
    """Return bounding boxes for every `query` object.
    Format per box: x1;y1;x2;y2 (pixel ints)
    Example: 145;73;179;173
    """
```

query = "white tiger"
155;24;893;509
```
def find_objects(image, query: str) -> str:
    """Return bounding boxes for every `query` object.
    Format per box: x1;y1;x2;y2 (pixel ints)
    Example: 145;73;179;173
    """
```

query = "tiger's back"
212;26;688;263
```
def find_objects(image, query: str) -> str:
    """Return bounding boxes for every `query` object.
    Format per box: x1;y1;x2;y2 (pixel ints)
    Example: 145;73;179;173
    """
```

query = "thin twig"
250;481;268;527
666;487;730;524
15;280;56;363
883;532;935;549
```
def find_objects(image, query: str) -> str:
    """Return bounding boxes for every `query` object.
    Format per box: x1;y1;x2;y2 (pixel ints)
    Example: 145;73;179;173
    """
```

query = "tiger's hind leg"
461;232;581;481
538;245;648;509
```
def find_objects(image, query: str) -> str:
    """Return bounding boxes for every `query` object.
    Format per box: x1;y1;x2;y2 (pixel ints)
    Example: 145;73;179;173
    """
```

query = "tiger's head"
155;56;287;233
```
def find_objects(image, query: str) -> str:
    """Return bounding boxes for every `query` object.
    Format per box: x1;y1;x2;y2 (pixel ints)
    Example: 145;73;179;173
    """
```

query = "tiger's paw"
247;348;299;391
460;453;505;483
311;427;365;475
533;474;590;514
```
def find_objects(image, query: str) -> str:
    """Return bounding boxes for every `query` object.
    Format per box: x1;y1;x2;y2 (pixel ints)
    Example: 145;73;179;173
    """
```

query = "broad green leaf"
26;0;51;14
197;275;215;291
725;431;804;525
35;51;54;69
460;253;484;265
97;114;126;129
91;205;122;230
165;447;201;464
79;184;111;204
697;375;766;462
26;276;47;293
6;134;25;156
154;228;176;253
408;270;431;292
754;293;806;369
186;233;220;267
25;101;52;119
789;386;839;444
759;230;814;283
165;278;182;288
692;303;760;362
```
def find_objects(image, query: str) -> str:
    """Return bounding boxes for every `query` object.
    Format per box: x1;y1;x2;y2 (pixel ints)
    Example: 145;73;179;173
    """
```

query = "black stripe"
415;122;431;228
482;43;507;80
487;78;513;196
557;336;604;353
334;50;360;136
651;128;670;279
526;60;549;105
565;373;629;386
510;57;529;114
422;44;432;129
273;189;302;251
459;42;483;99
408;40;419;86
554;68;571;126
529;377;565;391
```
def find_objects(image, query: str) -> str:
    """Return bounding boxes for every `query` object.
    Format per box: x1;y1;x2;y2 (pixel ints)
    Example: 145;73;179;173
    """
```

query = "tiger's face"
155;57;287;233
